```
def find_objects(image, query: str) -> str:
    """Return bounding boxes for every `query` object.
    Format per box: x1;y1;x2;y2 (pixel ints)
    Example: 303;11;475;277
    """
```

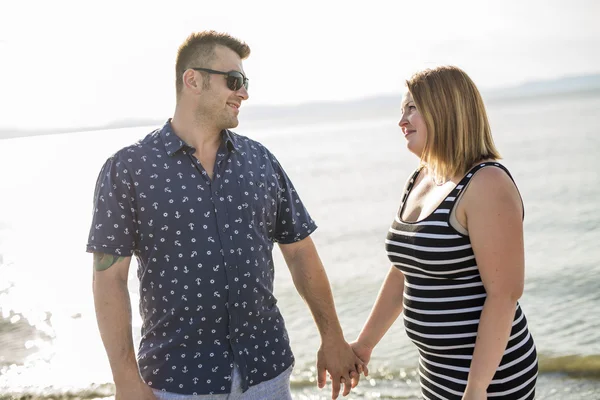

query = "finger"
318;364;327;389
354;355;367;371
342;375;352;397
350;369;360;388
331;377;341;399
355;357;368;377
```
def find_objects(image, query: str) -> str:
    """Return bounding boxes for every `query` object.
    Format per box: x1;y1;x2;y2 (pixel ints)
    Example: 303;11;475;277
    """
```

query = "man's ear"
183;69;203;94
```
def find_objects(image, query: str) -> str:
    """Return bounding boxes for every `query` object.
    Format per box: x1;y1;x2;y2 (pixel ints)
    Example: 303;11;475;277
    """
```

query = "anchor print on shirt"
87;123;316;394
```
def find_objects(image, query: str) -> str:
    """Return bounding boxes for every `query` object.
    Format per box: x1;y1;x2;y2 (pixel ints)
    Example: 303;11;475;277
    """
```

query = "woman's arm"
461;167;525;397
352;266;405;365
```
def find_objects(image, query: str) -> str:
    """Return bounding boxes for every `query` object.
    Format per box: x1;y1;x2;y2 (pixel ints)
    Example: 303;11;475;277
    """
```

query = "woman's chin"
406;142;423;158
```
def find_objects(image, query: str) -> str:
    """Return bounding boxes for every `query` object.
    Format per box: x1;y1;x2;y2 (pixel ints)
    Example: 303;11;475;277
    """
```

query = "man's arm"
279;236;364;400
92;253;156;400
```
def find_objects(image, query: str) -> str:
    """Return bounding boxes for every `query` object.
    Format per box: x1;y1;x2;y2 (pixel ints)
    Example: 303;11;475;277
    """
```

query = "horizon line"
2;72;600;138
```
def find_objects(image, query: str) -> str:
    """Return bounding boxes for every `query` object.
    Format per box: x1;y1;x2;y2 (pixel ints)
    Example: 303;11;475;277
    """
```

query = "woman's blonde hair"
406;66;501;181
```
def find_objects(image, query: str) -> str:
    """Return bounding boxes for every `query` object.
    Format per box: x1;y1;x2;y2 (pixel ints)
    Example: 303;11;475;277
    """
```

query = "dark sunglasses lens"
226;72;247;91
226;75;241;91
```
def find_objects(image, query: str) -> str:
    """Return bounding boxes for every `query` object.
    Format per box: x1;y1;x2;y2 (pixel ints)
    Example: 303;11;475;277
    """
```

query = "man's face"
197;45;250;130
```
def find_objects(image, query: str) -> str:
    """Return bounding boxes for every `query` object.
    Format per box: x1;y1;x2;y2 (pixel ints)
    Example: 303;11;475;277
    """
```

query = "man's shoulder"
104;128;163;163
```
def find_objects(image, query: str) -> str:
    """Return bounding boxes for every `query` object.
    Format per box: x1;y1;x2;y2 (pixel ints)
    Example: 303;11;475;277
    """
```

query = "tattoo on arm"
94;253;125;271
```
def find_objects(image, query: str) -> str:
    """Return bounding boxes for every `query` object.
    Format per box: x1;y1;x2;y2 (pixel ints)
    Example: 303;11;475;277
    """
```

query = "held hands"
349;340;373;367
317;338;369;399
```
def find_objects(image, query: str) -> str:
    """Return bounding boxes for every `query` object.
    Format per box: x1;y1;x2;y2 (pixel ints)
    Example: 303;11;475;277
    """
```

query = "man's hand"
349;340;373;372
115;380;157;400
279;238;367;397
317;339;366;399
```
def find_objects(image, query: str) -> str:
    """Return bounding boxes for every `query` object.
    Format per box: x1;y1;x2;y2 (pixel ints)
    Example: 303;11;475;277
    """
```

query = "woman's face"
399;91;428;157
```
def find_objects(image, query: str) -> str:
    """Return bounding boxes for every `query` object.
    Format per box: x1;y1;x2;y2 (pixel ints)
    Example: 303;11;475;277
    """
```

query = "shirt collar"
160;119;237;156
221;129;237;152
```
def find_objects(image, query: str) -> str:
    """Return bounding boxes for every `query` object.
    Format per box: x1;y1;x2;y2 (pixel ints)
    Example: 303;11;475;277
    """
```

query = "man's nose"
237;86;249;100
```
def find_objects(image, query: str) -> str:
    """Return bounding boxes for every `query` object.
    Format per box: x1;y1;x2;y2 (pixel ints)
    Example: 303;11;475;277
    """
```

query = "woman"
351;66;538;399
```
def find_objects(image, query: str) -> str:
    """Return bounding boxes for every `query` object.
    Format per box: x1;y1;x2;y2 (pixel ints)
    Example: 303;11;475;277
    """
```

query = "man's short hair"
175;30;250;96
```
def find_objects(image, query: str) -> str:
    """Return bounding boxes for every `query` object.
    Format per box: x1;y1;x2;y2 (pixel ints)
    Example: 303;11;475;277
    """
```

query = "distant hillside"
2;73;600;140
483;73;600;100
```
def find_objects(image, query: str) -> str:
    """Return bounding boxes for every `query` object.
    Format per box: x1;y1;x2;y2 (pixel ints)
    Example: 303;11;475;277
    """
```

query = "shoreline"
2;87;600;141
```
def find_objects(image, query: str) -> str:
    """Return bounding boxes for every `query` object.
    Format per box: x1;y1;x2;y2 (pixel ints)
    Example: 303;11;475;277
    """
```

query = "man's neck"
171;107;222;152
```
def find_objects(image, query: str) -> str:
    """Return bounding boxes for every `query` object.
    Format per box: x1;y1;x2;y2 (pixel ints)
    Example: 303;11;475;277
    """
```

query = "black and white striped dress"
386;162;538;399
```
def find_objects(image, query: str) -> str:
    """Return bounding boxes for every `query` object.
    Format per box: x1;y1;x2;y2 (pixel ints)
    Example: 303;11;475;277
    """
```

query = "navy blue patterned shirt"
86;120;317;395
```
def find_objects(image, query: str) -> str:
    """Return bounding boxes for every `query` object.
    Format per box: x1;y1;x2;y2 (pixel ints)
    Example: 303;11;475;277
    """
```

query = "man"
88;31;365;400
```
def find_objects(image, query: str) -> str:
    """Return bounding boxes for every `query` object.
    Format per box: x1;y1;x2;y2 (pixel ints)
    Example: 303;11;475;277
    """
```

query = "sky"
1;0;599;131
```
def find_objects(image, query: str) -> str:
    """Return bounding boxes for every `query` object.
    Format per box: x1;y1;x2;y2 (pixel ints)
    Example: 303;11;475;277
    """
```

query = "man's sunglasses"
191;68;249;91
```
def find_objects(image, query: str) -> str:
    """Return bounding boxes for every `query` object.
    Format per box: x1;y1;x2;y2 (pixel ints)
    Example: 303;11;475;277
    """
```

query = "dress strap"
451;162;515;198
447;161;524;219
401;166;424;206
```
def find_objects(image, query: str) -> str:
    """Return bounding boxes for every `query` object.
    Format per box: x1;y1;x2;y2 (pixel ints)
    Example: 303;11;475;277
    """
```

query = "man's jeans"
151;365;293;400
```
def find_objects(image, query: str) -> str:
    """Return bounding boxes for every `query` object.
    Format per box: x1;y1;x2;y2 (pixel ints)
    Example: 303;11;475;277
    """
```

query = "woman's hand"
349;340;373;375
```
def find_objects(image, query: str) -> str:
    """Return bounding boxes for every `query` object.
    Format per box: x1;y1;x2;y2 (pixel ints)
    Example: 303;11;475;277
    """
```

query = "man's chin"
225;118;240;129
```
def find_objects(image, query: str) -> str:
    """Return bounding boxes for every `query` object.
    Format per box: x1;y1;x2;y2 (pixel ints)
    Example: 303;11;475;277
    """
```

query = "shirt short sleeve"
267;151;318;244
86;155;138;256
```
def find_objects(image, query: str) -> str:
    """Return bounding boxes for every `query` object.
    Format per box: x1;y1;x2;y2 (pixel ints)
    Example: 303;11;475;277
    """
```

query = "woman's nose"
399;114;408;127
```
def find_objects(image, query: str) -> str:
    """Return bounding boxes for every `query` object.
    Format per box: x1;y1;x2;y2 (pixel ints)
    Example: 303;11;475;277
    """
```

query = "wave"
0;384;113;400
538;353;600;378
1;353;599;399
